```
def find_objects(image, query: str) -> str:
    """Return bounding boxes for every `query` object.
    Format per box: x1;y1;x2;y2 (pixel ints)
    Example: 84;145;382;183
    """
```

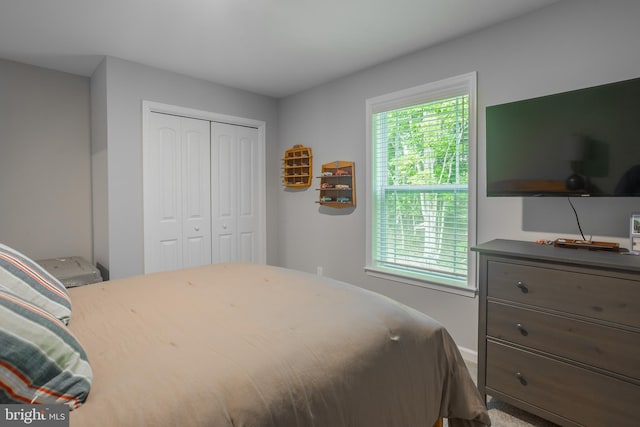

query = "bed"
0;246;490;427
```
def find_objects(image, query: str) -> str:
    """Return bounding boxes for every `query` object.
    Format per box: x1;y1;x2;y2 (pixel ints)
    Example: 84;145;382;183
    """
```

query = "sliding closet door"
210;122;261;263
144;112;212;273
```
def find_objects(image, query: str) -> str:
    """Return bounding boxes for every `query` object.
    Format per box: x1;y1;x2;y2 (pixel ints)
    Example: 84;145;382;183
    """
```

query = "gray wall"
91;59;109;273
0;59;92;261
92;57;280;279
276;0;640;352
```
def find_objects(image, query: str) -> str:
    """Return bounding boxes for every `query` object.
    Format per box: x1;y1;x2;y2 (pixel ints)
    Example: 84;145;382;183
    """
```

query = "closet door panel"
144;113;211;273
182;120;212;268
145;113;183;273
217;235;233;264
158;128;181;241
211;123;238;263
160;239;180;272
239;232;255;263
213;131;234;217
236;126;260;262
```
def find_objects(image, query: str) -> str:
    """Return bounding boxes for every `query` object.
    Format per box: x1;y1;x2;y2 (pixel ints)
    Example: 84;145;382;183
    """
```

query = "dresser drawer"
486;341;640;427
487;301;640;379
487;260;640;328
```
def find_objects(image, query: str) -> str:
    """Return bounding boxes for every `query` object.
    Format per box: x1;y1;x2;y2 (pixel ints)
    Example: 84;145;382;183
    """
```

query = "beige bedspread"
67;263;489;427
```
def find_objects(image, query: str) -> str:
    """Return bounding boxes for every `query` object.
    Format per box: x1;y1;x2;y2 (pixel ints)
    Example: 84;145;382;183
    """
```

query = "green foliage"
376;96;469;186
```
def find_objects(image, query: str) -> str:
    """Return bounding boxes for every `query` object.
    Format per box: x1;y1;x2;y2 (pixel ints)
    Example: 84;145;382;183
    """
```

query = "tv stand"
552;238;619;251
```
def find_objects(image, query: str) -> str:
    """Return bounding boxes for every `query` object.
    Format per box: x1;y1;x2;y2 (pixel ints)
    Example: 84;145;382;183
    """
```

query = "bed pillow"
0;243;71;325
0;286;92;409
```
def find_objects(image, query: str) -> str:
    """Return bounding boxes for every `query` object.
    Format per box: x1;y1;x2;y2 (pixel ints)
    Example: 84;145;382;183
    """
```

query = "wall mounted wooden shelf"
282;145;312;188
316;161;355;208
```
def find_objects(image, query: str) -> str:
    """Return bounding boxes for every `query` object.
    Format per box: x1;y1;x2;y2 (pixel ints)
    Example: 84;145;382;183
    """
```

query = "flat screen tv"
486;76;640;197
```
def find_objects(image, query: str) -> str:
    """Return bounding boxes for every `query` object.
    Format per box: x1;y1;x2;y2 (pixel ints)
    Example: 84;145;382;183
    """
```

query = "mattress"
67;263;490;427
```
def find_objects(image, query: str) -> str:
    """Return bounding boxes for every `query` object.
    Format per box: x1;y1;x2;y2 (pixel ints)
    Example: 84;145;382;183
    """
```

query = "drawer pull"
515;281;529;293
515;323;529;336
515;372;528;386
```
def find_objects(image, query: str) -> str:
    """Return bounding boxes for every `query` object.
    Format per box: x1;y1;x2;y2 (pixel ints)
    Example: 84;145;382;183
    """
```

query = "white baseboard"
457;346;477;365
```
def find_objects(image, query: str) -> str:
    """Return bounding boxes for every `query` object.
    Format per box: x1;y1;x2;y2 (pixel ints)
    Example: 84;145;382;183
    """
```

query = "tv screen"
486;76;640;197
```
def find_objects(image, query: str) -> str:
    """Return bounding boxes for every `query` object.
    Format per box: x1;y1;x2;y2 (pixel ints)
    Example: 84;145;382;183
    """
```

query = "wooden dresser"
472;239;640;427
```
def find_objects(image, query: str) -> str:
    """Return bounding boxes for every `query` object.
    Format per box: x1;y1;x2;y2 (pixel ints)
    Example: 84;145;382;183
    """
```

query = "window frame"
365;72;478;297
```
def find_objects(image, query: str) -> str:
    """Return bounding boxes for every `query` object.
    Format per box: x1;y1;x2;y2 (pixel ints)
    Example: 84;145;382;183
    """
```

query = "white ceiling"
0;0;560;98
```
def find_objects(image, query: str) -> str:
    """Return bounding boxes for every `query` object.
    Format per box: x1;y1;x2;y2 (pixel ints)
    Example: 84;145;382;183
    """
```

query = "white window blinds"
369;91;470;287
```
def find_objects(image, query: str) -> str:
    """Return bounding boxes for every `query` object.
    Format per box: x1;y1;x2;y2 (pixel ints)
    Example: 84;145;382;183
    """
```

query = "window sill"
364;266;478;298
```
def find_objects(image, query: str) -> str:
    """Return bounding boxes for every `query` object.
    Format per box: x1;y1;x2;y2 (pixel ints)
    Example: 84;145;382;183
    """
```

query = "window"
365;73;477;295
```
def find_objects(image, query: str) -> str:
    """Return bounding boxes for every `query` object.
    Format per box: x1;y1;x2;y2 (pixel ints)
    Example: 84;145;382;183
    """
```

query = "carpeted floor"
461;361;560;427
484;396;559;427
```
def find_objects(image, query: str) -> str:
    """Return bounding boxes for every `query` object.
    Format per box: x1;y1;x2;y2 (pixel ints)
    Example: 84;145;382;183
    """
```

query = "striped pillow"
0;243;71;325
0;287;92;409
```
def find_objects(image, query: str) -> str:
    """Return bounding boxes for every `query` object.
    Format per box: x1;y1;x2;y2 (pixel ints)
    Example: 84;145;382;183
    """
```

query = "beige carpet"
484;396;560;427
460;361;560;427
